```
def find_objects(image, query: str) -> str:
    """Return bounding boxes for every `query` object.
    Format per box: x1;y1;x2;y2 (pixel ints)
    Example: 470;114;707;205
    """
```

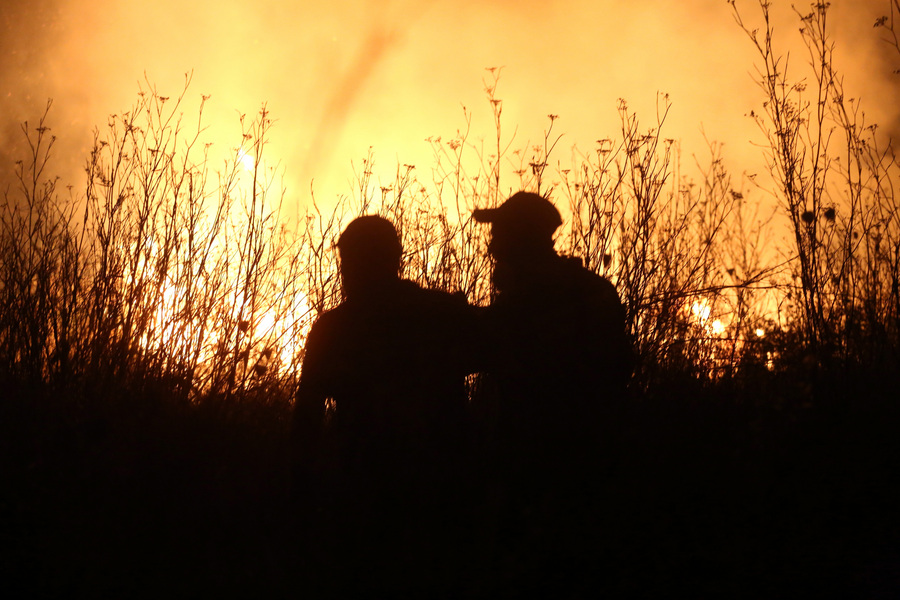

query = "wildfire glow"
123;187;314;390
237;148;255;173
689;300;727;337
136;265;313;384
691;300;712;322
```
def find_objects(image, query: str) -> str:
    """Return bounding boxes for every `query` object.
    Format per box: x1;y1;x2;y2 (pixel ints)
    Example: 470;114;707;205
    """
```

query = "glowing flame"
237;147;255;173
689;300;726;336
127;229;314;387
691;300;711;322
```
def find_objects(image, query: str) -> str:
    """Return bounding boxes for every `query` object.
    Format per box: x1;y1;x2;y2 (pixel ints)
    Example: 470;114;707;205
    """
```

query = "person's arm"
591;276;633;387
291;317;332;478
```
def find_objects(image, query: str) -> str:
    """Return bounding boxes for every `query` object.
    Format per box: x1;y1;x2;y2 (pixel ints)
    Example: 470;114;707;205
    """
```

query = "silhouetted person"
472;191;631;594
292;215;474;594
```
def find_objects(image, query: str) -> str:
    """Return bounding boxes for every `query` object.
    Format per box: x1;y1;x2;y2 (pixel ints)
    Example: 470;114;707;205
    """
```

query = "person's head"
337;215;402;298
473;191;562;269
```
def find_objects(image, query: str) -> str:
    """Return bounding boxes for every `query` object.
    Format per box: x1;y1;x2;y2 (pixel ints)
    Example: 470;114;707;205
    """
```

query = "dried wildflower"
824;207;835;221
801;210;815;224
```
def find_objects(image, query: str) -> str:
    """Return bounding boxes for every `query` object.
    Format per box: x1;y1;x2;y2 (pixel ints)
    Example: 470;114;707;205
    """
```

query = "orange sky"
2;0;897;215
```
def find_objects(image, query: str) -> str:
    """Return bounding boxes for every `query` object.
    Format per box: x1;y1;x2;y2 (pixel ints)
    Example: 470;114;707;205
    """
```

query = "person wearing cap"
472;190;630;412
292;215;476;593
473;191;631;593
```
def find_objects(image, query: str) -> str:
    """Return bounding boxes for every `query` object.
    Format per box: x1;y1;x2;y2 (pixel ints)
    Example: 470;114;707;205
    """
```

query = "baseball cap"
472;191;562;238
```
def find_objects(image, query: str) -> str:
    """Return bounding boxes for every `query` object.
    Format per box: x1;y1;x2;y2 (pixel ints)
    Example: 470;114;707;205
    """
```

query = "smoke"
831;0;900;142
1;0;898;210
299;1;423;194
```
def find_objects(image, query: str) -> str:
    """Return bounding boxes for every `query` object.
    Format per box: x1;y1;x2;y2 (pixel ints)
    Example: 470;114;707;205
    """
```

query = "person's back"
482;253;629;517
474;194;631;443
292;216;475;593
473;192;631;594
485;254;628;421
299;278;470;472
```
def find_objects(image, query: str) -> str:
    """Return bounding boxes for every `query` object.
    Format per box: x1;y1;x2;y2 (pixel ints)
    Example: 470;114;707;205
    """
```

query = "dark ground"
2;373;899;598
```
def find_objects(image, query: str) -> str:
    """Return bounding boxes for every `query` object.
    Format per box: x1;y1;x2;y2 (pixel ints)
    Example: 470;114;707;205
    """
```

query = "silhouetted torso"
293;277;474;592
297;279;471;463
477;254;631;594
484;255;629;433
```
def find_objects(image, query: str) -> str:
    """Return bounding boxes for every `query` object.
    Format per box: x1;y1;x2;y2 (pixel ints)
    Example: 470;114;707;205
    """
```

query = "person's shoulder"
397;281;477;332
401;279;469;307
559;256;623;306
307;302;352;336
560;255;613;286
313;302;346;322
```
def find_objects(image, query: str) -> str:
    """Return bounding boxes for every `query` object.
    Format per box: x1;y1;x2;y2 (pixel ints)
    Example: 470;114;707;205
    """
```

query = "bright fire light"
689;300;727;336
126;212;313;389
237;147;255;173
691;300;712;322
